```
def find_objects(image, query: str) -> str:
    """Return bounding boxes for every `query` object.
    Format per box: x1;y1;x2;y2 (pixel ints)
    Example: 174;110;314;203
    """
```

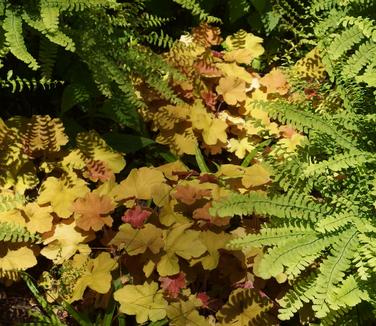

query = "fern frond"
211;192;329;221
313;229;359;318
172;0;221;23
0;192;24;212
3;9;39;70
40;1;60;32
326;25;364;60
252;101;357;150
316;212;357;233
342;41;376;78
140;13;170;28
303;151;376;176
0;222;41;243
22;12;76;52
278;273;318;320
38;37;58;79
328;275;370;311
0;72;62;93
143;30;174;48
227;223;316;250
254;234;330;279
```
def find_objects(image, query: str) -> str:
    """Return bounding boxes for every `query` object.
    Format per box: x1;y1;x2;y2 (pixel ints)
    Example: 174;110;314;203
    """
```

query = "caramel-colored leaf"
216;76;247;105
73;193;114;231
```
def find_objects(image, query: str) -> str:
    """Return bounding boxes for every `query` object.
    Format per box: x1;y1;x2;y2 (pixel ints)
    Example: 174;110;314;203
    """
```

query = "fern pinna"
211;90;376;324
0;0;213;127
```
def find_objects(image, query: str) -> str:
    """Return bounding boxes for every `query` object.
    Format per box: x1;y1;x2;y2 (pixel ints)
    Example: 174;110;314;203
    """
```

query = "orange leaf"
216;76;247;105
73;193;114;231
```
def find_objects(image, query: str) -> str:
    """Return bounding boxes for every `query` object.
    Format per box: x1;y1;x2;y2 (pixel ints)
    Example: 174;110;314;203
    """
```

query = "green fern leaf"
172;0;221;23
228;223;316;250
327;25;364;60
0;192;24;212
40;1;60;32
342;41;376;78
313;229;359;318
0;222;41;243
303;151;376;176
254;234;330;279
3;9;39;70
252;101;357;150
211;192;329;222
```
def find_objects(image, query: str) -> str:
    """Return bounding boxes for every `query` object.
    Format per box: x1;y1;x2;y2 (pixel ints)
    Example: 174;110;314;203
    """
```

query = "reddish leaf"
200;91;218;111
195;60;221;77
122;205;152;229
197;292;210;308
172;170;200;179
174;185;211;205
159;272;186;298
193;203;231;226
198;174;218;184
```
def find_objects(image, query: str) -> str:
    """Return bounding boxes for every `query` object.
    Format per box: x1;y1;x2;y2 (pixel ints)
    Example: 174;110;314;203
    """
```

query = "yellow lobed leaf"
171;128;198;155
216;164;245;179
37;175;89;218
190;101;211;131
92;147;125;174
223;48;259;64
216;288;278;325
41;220;91;263
76;131;126;174
159;200;190;226
227;138;255;159
157;253;180;277
293;47;326;80
23;202;53;233
242;164;271;188
22;115;69;156
110;223;164;256
153;105;190;130
61;149;86;171
71;252;117;302
155;160;188;181
0;247;37;271
216;76;247;105
277;133;306;153
112;167;166;202
191;103;228;144
191;231;233;270
114;281;167;324
151;183;171;207
166;296;207;326
223;31;264;64
157;223;206;276
202;118;228;146
0;210;26;227
12;162;39;194
216;62;253;83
